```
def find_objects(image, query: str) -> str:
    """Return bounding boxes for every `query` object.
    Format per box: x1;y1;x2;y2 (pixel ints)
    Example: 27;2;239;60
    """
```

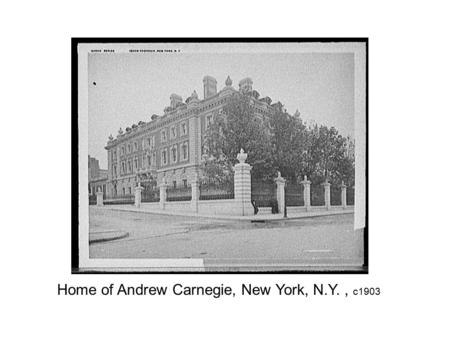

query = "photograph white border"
77;41;367;270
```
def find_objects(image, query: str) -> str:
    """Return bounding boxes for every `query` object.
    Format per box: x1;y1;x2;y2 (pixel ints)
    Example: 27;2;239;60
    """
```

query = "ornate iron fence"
104;194;134;205
347;187;355;205
142;187;160;203
251;179;276;207
331;185;342;206
167;186;191;202
285;181;304;206
200;182;234;200
311;185;325;206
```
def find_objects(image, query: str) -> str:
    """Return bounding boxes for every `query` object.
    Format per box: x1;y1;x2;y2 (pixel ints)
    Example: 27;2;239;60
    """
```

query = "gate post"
274;172;286;214
190;172;199;213
96;187;104;206
340;181;347;209
159;178;168;210
323;179;331;210
233;149;253;216
134;183;144;208
300;175;311;211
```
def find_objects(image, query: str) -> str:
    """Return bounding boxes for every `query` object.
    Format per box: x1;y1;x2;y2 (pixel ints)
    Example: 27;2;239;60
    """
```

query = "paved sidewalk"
92;204;354;221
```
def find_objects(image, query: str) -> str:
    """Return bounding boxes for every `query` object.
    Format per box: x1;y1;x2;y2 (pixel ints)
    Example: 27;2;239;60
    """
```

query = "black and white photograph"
76;39;367;272
4;2;450;338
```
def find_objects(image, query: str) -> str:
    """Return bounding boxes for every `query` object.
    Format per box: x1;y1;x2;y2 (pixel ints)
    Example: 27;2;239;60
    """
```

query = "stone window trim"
180;141;189;162
170;144;178;164
161;148;168;166
181;121;187;136
170;125;177;140
161;129;167;143
205;113;213;129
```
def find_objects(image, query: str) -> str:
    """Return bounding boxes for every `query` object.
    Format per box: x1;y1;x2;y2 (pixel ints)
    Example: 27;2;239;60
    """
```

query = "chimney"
170;93;182;109
203;75;217;99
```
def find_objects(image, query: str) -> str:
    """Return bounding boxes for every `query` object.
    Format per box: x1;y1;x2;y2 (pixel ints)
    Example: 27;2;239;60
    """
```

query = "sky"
88;52;354;168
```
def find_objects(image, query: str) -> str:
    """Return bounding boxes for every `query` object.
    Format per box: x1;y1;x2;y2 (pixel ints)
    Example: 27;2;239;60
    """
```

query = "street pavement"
89;207;364;271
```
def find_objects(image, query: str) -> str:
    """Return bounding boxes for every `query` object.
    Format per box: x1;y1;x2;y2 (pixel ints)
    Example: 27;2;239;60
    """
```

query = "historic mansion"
104;75;279;198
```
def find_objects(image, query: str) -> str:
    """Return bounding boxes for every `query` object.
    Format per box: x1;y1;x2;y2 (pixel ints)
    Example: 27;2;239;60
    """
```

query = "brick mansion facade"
104;75;279;198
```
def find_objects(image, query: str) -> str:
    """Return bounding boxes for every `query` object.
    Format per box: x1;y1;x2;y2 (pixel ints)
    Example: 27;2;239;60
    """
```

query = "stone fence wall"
95;149;354;216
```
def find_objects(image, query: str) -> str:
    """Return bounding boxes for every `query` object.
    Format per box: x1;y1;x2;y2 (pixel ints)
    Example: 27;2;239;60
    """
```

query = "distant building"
104;76;280;197
88;155;108;195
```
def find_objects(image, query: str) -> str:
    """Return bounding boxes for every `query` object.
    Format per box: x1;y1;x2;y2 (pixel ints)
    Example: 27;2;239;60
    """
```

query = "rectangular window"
162;149;167;165
152;153;156;166
171;146;177;163
122;187;125;196
147;155;151;167
134;158;138;169
134;142;138;151
181;122;187;135
161;130;167;143
128;144;131;153
128;161;132;172
182;142;188;161
173;181;177;188
129;187;132;195
183;179;187;188
171;126;177;139
206;114;213;128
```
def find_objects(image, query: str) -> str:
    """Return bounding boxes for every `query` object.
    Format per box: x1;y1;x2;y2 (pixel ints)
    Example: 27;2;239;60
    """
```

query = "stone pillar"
96;187;104;206
340;181;347;209
134;183;144;208
323;180;331;210
159;178;168;210
233;149;253;216
274;172;286;214
190;172;199;213
300;175;311;211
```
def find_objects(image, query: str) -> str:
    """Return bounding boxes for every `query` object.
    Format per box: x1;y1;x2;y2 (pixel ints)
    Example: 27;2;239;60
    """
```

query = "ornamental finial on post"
237;148;247;164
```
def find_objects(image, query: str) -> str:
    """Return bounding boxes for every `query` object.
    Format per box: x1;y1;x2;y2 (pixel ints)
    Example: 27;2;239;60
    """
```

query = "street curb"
89;231;129;244
96;206;354;222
